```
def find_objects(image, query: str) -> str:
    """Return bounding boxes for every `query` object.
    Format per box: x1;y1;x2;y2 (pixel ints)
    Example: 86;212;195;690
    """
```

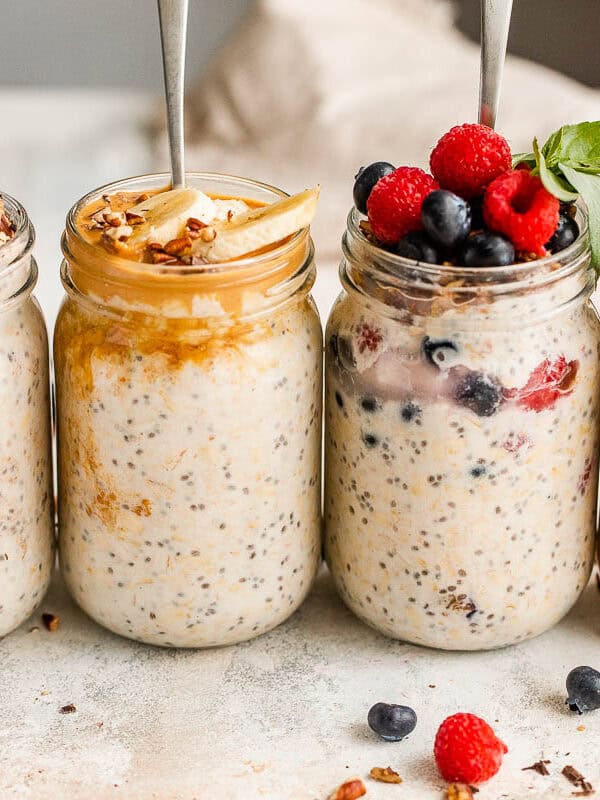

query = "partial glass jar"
55;173;322;648
0;193;54;637
325;206;599;650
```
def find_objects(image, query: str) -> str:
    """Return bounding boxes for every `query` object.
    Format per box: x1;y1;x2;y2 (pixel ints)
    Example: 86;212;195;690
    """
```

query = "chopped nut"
102;194;111;204
328;778;367;800
199;226;217;243
186;216;207;231
163;235;192;256
103;211;127;227
369;766;402;784
135;193;149;203
148;242;165;252
59;704;76;714
522;760;551;776
150;251;178;265
562;765;594;796
42;613;60;632
103;225;133;243
446;785;475;800
89;205;111;228
125;211;145;225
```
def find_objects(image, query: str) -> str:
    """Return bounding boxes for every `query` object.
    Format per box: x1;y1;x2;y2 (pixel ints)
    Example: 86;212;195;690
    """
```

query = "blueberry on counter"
461;232;515;267
546;212;579;253
421;190;471;249
422;336;459;369
452;370;503;417
367;702;417;741
566;666;600;714
396;231;439;264
353;162;395;214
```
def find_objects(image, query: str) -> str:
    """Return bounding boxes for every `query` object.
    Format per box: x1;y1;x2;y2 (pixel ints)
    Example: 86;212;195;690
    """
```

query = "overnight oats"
55;174;322;647
325;122;600;650
0;194;54;637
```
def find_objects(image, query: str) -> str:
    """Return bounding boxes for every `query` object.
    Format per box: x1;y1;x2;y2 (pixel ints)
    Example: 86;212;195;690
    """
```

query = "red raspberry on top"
367;167;439;244
483;169;559;256
430;123;511;198
434;713;508;785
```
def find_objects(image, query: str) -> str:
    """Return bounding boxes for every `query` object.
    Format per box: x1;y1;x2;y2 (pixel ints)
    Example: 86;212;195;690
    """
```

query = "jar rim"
0;192;36;306
63;171;308;278
344;203;591;288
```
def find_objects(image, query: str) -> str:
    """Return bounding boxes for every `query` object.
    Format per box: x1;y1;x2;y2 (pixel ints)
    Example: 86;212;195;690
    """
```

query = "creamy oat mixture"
325;277;600;650
0;197;54;638
56;183;322;647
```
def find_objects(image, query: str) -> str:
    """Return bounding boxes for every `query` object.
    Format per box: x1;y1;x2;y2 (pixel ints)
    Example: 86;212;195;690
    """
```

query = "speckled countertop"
1;567;599;800
1;89;600;800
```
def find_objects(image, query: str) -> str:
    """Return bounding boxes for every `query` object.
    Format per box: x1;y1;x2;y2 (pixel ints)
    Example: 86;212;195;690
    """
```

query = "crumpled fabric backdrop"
181;0;600;281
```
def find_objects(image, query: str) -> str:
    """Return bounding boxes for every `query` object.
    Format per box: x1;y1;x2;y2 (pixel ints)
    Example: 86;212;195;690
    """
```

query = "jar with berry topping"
55;173;322;647
324;203;600;650
0;193;54;637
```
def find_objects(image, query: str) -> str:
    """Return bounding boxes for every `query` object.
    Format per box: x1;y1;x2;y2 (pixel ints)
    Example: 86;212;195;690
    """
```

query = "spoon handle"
157;0;189;188
478;0;513;129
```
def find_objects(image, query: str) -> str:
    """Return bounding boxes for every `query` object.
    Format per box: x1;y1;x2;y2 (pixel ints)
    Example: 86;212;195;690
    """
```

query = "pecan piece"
446;785;475;800
369;766;402;784
186;216;207;231
42;613;60;632
164;235;192;256
125;211;145;225
59;704;76;714
328;778;367;799
199;226;217;243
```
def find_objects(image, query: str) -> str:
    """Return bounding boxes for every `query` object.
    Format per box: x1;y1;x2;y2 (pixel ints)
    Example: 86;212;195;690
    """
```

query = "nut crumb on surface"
42;613;60;632
59;704;76;714
446;784;476;799
328;778;367;799
522;759;551;776
369;766;402;784
562;765;594;796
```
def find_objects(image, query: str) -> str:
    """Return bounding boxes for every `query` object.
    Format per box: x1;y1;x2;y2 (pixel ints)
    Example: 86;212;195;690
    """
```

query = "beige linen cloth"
181;0;600;309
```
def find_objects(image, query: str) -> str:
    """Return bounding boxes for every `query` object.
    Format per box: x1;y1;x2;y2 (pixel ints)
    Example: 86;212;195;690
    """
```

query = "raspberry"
434;713;508;785
505;355;579;412
483;170;559;256
367;167;439;244
430;123;511;198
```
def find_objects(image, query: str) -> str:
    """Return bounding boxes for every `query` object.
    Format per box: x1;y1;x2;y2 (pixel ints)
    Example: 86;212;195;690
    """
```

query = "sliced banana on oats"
125;187;216;247
191;187;320;262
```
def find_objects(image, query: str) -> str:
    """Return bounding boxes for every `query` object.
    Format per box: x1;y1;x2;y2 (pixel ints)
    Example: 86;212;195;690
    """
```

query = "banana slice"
191;187;320;262
126;187;216;248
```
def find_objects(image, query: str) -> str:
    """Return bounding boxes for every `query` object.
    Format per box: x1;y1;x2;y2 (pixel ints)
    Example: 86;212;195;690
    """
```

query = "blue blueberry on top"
546;212;579;253
353;162;395;214
461;232;515;267
396;231;439;264
421;190;471;249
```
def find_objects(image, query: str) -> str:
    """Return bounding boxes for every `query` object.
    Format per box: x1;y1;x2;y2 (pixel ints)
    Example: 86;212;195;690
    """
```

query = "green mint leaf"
534;139;579;202
544;122;600;169
560;164;600;274
512;151;535;168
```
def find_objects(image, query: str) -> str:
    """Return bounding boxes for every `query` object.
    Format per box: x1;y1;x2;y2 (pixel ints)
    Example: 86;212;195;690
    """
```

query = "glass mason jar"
325;206;599;650
55;173;322;647
0;193;54;637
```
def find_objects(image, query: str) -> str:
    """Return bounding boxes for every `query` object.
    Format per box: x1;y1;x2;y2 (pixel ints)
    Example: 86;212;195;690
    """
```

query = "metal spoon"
478;0;513;129
157;0;189;187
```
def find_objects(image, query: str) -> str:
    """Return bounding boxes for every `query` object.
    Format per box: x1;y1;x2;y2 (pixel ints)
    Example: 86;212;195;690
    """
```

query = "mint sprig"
512;121;600;274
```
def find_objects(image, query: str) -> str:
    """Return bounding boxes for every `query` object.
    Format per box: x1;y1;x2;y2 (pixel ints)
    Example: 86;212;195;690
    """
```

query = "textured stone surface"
0;567;599;799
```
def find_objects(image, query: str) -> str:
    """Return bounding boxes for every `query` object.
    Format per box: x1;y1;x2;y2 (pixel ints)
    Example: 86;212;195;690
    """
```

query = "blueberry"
422;336;459;369
421;190;471;249
401;401;421;422
461;232;515;267
566;666;600;714
353;162;395;214
331;335;356;372
335;390;344;408
470;464;487;478
396;231;439;264
361;396;380;413
367;702;417;742
452;369;503;417
546;212;579;253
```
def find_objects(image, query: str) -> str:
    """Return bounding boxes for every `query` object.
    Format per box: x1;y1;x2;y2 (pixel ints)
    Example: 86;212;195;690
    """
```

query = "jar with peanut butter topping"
55;173;322;647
